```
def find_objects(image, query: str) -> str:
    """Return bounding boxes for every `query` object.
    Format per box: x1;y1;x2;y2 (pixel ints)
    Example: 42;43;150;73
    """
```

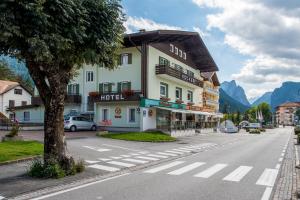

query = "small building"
276;102;300;126
0;80;32;120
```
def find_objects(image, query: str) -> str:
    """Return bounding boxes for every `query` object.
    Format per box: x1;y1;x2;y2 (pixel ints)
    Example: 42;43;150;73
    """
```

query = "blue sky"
121;0;300;99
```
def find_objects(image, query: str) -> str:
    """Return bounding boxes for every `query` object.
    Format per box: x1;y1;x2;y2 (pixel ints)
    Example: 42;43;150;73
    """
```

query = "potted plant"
89;91;100;97
160;97;170;102
2;121;23;142
122;89;134;97
175;99;184;104
187;102;195;106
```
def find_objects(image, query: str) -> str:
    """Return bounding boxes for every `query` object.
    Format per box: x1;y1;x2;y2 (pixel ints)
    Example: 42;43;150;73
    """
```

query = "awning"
154;106;190;114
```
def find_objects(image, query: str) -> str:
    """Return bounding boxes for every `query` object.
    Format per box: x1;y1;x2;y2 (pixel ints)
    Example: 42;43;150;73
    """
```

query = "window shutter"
76;84;79;94
166;84;169;98
128;82;131;90
128;53;132;64
117;82;121;92
99;83;103;93
109;83;113;93
159;57;163;65
118;54;122;65
67;85;71;94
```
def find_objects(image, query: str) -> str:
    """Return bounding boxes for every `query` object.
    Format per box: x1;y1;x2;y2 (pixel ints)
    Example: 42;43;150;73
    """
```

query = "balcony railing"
32;94;82;105
156;65;203;87
204;99;219;106
205;87;219;96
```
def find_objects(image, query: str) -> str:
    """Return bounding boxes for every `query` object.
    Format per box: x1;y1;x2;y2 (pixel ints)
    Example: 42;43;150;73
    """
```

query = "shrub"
43;163;66;178
259;128;266;132
28;159;44;178
6;123;20;137
249;129;261;134
75;159;85;173
295;127;300;135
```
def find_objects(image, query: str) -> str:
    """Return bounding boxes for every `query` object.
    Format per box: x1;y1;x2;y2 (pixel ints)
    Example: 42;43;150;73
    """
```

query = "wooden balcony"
156;65;203;88
32;94;82;105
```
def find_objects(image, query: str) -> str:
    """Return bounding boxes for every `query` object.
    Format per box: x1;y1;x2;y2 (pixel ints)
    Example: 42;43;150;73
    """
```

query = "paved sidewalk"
273;132;300;200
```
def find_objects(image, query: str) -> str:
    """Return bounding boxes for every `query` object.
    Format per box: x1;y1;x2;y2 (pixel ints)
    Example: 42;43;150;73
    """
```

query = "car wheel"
91;125;97;131
70;125;77;132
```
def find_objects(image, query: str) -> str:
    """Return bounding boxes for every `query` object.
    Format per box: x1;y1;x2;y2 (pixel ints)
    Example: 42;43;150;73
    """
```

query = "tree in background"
244;103;272;124
0;0;125;171
0;61;33;92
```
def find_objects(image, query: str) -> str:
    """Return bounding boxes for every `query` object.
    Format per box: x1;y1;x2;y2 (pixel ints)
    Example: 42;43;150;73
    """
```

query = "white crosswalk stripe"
165;150;185;155
110;156;122;159
129;153;140;156
147;154;168;158
136;156;160;161
0;195;5;200
144;161;185;173
173;149;191;153
107;161;136;168
168;162;206;175
121;155;131;158
88;164;120;172
223;166;253;182
85;160;100;164
256;168;278;187
194;164;228;178
98;158;112;161
157;152;178;156
123;158;149;164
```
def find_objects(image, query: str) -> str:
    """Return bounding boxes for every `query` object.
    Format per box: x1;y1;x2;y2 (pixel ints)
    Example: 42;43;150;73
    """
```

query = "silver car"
64;116;97;132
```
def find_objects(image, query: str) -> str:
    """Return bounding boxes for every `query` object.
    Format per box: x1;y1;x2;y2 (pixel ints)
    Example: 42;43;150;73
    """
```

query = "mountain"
221;80;250;106
249;97;259;104
270;82;300;110
252;92;272;106
219;88;250;113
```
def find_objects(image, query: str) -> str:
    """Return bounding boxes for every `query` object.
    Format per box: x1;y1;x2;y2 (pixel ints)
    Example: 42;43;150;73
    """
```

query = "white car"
64;116;97;132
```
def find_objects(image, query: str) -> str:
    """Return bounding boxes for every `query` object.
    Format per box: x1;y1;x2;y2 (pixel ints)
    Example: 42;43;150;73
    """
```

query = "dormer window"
175;47;178;55
170;44;174;52
179;50;182;57
183;52;187;60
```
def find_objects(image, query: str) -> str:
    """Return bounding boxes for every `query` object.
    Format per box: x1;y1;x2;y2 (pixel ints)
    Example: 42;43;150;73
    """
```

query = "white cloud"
193;0;300;99
124;16;182;33
193;27;210;38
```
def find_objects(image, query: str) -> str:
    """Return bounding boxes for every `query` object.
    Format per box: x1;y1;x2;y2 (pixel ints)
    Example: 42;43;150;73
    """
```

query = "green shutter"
67;85;71;94
99;83;103;93
159;56;163;65
117;82;121;92
128;53;132;64
166;84;169;98
109;83;113;92
128;82;131;90
76;84;79;94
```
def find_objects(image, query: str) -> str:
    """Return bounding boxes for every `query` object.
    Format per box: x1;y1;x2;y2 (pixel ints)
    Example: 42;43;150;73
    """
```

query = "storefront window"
128;108;136;123
156;109;171;131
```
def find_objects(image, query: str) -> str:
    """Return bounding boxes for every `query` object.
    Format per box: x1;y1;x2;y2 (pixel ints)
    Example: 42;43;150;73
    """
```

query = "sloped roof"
0;80;19;95
201;72;220;86
123;30;218;72
277;102;300;108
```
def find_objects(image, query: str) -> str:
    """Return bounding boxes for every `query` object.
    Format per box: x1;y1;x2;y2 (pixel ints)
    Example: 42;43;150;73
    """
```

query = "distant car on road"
245;123;261;129
64;116;97;132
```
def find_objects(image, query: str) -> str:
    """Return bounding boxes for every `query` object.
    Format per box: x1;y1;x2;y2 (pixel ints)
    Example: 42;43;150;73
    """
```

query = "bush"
259;128;266;132
295;127;300;135
6;123;20;137
28;158;85;179
249;129;261;134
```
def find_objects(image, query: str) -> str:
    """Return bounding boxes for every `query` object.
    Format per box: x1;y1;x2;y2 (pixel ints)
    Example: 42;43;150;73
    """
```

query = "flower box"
89;91;100;97
160;97;170;102
175;99;184;104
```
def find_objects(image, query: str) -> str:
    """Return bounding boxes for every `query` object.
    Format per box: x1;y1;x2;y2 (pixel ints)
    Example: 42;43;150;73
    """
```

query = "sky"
121;0;300;99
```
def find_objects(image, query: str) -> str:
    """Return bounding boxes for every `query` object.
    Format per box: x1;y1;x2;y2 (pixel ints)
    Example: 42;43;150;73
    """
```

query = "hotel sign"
100;94;125;101
90;92;141;102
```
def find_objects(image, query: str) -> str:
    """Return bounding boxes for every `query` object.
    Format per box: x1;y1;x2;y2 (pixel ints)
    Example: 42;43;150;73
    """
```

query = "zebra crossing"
86;143;218;172
143;161;279;187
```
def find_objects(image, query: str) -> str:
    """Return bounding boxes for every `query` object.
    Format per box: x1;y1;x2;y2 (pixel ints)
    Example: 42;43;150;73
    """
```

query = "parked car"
64;116;97;132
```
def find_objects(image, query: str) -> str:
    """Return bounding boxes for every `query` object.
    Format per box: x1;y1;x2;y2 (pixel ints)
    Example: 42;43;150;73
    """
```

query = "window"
179;50;182;57
175;47;178;55
174;64;183;72
187;91;193;102
170;44;174;52
160;83;168;97
24;111;30;121
120;53;132;65
159;56;170;66
21;101;27;106
118;82;131;92
67;84;79;94
187;70;194;78
175;87;182;100
86;71;94;82
99;83;113;93
9;100;15;108
128;108;136;123
183;52;187;60
102;109;109;121
14;89;22;95
87;97;94;111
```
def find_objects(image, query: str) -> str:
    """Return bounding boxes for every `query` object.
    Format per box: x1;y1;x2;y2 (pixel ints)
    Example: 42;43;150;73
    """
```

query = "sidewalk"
273;132;300;200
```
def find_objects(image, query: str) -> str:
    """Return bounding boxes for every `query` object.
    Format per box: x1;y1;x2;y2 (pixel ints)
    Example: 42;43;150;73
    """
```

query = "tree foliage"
244;102;272;124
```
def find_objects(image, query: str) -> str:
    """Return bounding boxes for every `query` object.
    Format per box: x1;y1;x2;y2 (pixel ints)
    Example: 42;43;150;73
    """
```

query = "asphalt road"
26;127;292;200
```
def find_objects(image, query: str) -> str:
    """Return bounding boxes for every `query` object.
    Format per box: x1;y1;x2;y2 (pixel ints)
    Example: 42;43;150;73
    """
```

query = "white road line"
172;149;191;153
30;173;130;200
120;155;131;158
83;146;111;152
0;195;4;200
179;147;197;151
275;164;281;169
129;153;140;156
194;164;228;178
261;186;273;200
278;157;283;162
147;154;168;158
223;166;253;182
98;158;112;161
144;161;185;173
256;168;279;187
97;148;111;152
107;161;136;168
281;153;284;157
136;156;160;161
157;152;177;156
138;151;149;154
123;158;149;164
102;144;141;152
110;156;122;159
168;162;206;175
165;150;185;155
88;164;120;172
85;160;100;164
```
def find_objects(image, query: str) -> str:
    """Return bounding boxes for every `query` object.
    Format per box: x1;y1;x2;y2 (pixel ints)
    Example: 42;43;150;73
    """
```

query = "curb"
0;156;41;166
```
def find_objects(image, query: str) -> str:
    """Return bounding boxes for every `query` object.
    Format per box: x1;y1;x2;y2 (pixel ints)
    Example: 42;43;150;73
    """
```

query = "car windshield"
64;116;70;121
